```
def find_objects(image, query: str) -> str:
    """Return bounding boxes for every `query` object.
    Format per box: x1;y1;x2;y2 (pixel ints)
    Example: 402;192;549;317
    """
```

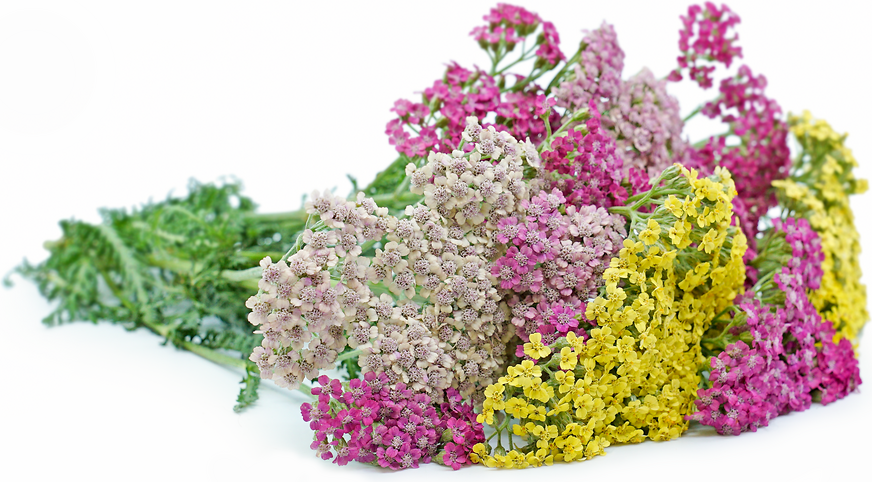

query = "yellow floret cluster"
471;165;747;468
772;111;868;342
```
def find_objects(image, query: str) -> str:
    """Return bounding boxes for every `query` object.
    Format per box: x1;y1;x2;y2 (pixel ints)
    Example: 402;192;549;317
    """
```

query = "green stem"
494;41;537;75
629;175;667;211
542;109;553;146
280;215;313;262
627;189;685;203
485;48;496;69
538;107;591;155
139;298;317;399
179;335;251;370
138;318;251;371
392;176;412;197
752;269;777;294
489;43;505;76
708;305;738;327
130;221;187;243
510;67;549;93
683;104;703;123
552;107;588;138
703;308;745;348
487;412;512;443
545;47;583;94
335;349;362;364
98;267;253;372
608;206;640;224
222;266;264;282
245;209;308;223
235;250;286;261
691;129;732;149
702;335;733;349
145;314;316;400
146;253;264;283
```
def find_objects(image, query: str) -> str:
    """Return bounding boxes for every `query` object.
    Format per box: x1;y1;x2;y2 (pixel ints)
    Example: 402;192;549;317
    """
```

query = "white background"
1;1;871;481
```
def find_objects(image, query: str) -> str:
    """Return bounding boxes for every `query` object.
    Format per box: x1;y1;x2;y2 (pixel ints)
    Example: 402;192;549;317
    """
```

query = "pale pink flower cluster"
408;122;531;231
356;199;507;400
249;123;543;401
603;68;689;176
246;191;394;390
553;22;624;113
363;124;540;400
553;24;688;178
494;190;626;353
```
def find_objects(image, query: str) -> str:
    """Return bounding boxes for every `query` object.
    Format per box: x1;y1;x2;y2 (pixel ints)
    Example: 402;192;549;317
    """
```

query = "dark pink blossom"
535;21;565;67
688;65;790;247
691;219;861;435
670;2;743;88
301;376;481;470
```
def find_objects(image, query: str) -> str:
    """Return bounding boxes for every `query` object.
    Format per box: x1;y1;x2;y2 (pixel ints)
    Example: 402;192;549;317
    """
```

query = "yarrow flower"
301;375;483;470
669;2;743;88
18;1;869;474
492;186;625;354
553;22;624;113
690;218;861;434
474;166;750;466
539;101;630;208
691;65;790;250
773;112;868;342
237;2;868;472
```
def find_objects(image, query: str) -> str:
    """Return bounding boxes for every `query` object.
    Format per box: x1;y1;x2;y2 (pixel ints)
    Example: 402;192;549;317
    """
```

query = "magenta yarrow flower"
492;256;522;289
535;21;565;66
474;3;540;47
388;4;567;161
690;219;861;435
541;101;628;208
669;2;743;88
300;376;483;470
492;184;623;354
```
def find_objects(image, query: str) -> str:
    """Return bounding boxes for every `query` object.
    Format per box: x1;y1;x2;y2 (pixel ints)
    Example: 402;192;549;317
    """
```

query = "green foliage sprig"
12;157;419;410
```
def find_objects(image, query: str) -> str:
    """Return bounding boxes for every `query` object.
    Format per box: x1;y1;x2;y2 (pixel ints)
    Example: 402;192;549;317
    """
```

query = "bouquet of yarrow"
13;2;867;471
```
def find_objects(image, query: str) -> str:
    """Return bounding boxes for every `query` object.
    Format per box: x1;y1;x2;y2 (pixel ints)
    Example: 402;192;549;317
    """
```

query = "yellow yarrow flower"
476;407;495;425
566;331;585;351
555;435;584;462
664;195;684;217
524;333;551;359
682;195;699;217
506;397;531;419
513;359;542;380
585;297;609;323
523;378;554;403
474;165;750;470
699;228;720;254
639;219;661;245
554;369;575;388
559;347;578;370
484;383;506;411
775;112;868;342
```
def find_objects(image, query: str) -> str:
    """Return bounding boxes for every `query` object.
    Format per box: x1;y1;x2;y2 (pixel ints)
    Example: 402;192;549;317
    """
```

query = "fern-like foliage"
15;180;309;411
14;159;414;412
233;367;262;413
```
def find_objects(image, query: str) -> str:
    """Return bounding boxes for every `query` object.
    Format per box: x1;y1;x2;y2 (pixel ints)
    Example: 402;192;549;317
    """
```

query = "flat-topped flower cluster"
244;2;867;470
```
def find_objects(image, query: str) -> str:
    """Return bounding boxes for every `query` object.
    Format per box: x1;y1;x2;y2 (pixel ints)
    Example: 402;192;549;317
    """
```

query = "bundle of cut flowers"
13;2;867;471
